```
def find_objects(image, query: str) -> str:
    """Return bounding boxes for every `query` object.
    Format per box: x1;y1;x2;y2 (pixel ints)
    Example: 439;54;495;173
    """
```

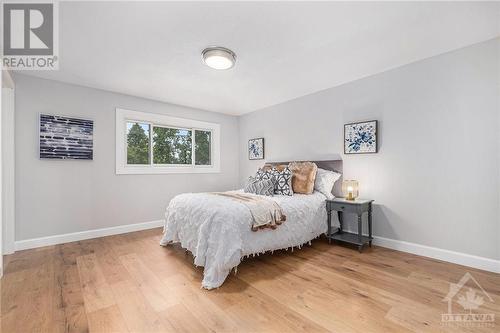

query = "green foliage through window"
153;127;192;164
195;130;211;165
127;122;212;166
127;122;150;164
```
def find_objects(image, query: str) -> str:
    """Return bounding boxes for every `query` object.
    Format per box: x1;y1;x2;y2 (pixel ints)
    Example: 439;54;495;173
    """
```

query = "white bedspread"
160;190;332;289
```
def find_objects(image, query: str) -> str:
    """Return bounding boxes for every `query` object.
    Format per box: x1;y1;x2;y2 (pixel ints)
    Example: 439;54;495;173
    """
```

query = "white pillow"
314;168;341;200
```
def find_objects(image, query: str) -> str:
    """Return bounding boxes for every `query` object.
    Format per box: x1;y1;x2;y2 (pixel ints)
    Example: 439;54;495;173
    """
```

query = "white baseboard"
372;236;500;274
12;221;500;274
340;226;500;273
3;243;15;255
14;220;164;251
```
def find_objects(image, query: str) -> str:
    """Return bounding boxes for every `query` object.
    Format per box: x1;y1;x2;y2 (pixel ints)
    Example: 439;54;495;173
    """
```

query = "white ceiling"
21;1;500;115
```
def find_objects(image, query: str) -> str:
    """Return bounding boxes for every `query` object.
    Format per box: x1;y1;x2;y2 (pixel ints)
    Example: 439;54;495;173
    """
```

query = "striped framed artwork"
39;114;94;160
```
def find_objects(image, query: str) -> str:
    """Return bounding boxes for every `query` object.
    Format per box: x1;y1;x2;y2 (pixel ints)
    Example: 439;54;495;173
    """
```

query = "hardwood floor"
1;228;499;332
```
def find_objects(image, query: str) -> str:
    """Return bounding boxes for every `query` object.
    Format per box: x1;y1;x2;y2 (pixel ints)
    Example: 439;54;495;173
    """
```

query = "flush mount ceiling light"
202;46;236;70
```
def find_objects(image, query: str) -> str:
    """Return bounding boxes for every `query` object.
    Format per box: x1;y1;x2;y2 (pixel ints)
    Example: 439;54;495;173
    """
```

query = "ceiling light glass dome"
202;46;236;70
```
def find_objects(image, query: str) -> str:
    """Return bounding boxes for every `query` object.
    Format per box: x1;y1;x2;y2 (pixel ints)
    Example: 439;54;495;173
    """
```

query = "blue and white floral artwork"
344;120;378;154
248;138;264;160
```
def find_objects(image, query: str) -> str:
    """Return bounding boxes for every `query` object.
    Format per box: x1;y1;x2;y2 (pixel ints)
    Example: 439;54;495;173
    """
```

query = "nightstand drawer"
327;201;361;214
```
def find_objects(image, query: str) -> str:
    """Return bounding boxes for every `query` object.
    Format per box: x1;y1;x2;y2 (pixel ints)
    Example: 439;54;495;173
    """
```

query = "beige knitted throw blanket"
211;192;286;231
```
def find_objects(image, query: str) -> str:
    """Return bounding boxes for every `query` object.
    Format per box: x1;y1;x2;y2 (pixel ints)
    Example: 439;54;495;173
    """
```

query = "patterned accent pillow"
255;168;274;181
244;176;274;196
271;167;293;196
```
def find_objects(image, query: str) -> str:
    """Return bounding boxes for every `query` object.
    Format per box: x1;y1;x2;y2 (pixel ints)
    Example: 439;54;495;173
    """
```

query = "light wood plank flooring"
1;228;499;332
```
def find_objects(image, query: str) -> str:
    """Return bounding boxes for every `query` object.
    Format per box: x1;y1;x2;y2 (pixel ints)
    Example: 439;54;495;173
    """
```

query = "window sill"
116;165;221;175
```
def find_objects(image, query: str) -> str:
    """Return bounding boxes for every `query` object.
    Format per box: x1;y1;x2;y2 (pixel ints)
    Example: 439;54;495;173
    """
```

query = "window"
152;127;192;165
195;130;211;165
116;108;220;174
126;122;150;165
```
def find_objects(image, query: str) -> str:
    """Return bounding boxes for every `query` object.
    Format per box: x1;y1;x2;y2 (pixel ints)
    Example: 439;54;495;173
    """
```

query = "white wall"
11;39;500;264
239;38;500;260
497;39;500;261
1;70;16;275
0;85;3;276
13;74;240;242
2;73;15;255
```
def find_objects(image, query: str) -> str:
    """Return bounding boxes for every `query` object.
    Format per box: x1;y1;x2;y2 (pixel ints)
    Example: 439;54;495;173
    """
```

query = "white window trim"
116;108;221;174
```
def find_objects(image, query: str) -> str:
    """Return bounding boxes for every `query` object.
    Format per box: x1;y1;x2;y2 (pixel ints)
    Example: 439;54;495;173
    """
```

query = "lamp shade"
342;180;359;200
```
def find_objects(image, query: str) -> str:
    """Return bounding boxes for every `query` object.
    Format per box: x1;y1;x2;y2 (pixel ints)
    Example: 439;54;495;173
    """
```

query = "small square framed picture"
248;138;264;160
344;120;378;154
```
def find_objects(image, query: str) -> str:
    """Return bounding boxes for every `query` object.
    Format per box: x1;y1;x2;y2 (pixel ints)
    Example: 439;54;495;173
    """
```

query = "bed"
160;159;343;289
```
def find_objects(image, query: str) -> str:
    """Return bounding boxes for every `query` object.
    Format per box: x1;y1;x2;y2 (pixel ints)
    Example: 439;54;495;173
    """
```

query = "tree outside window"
127;122;211;166
127;122;150;164
195;130;211;165
153;127;192;165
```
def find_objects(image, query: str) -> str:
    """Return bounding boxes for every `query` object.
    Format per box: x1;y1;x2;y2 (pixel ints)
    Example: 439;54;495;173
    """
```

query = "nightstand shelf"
329;232;372;246
326;198;374;252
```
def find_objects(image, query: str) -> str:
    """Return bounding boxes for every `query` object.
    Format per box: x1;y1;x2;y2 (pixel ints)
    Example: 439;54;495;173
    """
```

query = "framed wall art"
39;114;94;160
248;137;264;160
344;120;378;154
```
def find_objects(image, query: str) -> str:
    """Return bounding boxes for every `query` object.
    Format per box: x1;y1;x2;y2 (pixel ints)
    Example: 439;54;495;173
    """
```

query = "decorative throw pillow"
271;167;293;196
261;164;273;171
255;168;274;181
261;164;287;172
314;168;342;200
288;161;318;194
244;176;274;196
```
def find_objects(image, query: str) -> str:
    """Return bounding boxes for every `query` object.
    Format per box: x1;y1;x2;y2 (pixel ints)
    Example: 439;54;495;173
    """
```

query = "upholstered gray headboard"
266;159;343;197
